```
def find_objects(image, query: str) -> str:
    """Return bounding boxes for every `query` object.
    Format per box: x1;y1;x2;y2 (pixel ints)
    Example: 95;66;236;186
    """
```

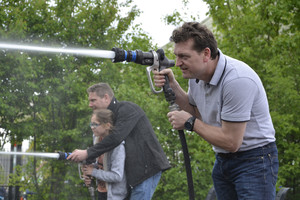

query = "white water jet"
0;43;115;59
0;151;60;159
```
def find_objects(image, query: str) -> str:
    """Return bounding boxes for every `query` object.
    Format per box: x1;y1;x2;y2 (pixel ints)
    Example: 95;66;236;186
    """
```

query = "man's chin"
182;73;192;79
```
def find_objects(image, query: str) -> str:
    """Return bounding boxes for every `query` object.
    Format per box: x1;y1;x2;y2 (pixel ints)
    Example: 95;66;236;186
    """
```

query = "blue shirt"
188;50;275;153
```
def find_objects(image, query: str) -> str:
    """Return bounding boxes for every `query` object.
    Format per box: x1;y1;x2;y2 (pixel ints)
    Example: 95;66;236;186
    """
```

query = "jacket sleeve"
87;102;142;161
91;142;126;182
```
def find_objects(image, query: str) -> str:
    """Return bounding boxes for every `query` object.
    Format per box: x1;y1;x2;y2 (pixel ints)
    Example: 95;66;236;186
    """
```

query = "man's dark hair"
87;83;114;98
170;22;219;59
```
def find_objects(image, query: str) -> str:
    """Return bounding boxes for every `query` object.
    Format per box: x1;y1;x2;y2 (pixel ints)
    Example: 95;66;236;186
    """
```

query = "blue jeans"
212;142;279;200
130;171;162;200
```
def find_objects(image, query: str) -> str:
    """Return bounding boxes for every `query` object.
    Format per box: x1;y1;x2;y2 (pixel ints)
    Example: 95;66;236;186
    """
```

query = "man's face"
88;92;108;110
174;39;209;80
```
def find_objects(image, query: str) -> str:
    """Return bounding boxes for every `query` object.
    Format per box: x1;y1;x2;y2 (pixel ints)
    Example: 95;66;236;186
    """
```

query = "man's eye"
181;56;188;60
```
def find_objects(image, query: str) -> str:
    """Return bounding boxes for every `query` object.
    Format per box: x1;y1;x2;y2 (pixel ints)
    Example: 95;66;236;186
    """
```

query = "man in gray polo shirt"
153;22;278;200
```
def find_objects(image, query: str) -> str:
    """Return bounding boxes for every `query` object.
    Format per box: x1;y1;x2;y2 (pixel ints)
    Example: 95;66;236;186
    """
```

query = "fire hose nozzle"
57;152;72;160
111;47;175;94
111;47;155;65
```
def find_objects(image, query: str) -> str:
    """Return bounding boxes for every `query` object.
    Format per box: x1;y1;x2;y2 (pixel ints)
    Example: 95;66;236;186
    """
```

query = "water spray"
0;151;71;160
0;43;115;58
0;151;96;199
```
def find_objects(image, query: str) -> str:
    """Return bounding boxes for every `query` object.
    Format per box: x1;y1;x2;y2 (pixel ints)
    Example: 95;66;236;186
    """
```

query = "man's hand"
153;69;175;88
67;149;88;162
167;110;192;130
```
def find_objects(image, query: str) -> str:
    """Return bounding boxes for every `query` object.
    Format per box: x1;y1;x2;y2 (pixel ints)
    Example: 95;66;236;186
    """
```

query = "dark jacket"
87;97;170;187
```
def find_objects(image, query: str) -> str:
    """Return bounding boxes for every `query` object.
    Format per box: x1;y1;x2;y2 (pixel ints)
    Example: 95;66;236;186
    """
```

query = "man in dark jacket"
68;83;170;200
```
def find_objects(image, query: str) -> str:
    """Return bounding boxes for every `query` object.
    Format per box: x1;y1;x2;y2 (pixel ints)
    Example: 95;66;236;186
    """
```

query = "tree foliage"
0;0;156;199
0;0;214;199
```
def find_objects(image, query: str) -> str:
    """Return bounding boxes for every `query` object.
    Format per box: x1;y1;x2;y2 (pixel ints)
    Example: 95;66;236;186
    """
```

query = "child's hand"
83;165;94;176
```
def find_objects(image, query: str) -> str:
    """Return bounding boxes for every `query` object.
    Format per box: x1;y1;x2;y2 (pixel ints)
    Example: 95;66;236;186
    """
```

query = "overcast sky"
132;0;209;47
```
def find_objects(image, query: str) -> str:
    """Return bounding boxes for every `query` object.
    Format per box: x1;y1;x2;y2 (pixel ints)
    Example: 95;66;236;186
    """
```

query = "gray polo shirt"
188;50;275;153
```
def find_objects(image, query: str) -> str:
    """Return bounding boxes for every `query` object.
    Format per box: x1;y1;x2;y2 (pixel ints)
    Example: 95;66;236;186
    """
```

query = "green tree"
0;0;156;199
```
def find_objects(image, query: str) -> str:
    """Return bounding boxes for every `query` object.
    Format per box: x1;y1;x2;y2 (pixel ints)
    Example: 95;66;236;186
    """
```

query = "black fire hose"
178;130;195;200
163;76;195;200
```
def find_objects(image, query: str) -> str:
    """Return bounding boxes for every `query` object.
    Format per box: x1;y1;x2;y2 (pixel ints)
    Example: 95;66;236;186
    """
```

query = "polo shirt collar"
197;49;226;86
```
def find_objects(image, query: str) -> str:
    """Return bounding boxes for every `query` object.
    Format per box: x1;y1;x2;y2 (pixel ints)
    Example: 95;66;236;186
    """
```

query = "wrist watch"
184;116;196;131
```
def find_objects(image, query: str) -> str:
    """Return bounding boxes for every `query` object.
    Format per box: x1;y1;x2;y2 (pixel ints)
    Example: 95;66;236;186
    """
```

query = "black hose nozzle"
57;152;72;160
112;47;154;65
111;47;175;68
57;151;94;164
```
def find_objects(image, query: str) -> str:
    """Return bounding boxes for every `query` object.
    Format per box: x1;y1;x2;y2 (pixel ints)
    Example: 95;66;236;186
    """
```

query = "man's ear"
104;94;111;103
203;47;211;62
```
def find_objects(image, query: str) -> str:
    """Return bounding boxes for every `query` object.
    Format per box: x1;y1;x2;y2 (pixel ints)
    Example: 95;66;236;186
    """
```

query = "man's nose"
176;57;182;66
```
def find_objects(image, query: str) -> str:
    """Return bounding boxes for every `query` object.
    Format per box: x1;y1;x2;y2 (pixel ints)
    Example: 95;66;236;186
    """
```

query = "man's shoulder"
115;100;144;114
118;100;139;108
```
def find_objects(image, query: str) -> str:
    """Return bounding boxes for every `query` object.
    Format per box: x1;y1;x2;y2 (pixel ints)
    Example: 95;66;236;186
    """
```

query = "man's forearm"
87;142;113;161
171;80;198;116
193;119;245;152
